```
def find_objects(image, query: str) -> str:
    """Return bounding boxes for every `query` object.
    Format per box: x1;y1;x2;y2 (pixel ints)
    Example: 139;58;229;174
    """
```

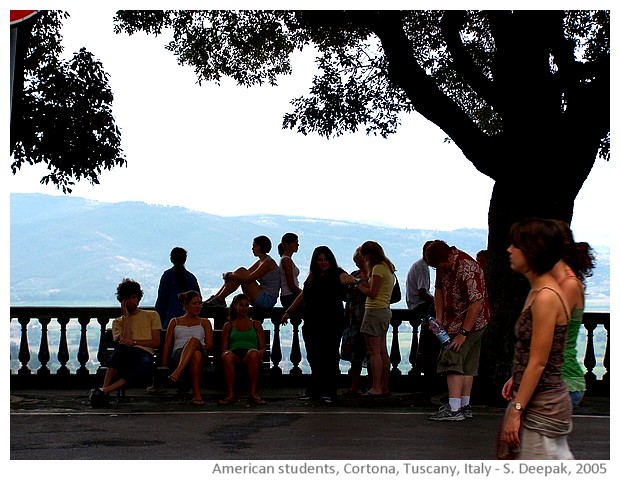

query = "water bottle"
425;315;451;349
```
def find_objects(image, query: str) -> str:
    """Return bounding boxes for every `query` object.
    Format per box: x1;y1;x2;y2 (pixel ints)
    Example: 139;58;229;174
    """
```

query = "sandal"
249;396;267;405
190;398;205;406
167;375;179;385
217;398;235;406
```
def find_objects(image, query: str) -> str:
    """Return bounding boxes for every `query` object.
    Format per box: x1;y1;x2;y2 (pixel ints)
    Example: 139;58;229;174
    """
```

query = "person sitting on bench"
89;278;162;407
218;294;267;406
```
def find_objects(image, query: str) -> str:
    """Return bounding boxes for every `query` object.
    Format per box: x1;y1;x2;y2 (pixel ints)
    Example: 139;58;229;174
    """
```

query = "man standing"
89;278;162;407
406;240;435;373
425;240;490;421
155;247;200;329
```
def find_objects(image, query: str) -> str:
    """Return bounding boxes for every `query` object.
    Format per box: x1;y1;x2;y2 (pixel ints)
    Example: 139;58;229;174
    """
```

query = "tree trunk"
475;177;576;404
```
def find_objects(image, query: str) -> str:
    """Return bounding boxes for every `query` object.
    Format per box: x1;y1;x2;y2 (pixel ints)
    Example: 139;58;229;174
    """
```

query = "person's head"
425;240;453;272
230;293;250;320
476;249;488;271
170;247;187;266
352;247;365;270
421;240;434;262
178;290;202;313
553;220;595;282
359;240;395;272
115;278;143;311
252;235;272;255
309;246;339;277
508;218;564;275
278;232;299;257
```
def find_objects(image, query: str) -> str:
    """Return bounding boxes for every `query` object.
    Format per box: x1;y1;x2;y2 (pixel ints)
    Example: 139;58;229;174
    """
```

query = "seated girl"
217;294;267;406
203;235;280;309
161;290;214;405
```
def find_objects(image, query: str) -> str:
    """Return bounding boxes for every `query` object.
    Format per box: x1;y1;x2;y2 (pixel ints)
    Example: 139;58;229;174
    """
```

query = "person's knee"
245;349;261;364
221;351;237;366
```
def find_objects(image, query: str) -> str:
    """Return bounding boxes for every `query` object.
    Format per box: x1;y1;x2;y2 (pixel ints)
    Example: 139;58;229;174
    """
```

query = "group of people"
89;222;595;461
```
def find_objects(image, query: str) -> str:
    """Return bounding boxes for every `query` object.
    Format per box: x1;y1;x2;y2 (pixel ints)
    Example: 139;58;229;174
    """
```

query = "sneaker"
89;388;110;408
146;384;167;394
319;396;333;404
460;404;473;419
203;295;227;308
298;394;312;401
427;404;465;421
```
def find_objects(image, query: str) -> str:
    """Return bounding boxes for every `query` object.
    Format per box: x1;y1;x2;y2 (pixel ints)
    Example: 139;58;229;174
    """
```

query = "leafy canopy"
11;11;125;193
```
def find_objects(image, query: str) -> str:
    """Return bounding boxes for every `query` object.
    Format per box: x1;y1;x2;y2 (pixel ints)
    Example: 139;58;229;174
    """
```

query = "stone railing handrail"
9;306;609;396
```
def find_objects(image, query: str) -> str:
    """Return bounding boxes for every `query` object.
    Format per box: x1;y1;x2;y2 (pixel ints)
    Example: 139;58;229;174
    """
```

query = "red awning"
10;10;39;25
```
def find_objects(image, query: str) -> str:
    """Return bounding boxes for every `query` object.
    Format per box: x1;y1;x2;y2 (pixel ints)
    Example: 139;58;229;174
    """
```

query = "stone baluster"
75;316;92;376
18;315;32;376
602;319;609;385
408;318;421;375
36;316;51;376
289;316;303;376
583;319;597;390
56;316;70;376
95;316;109;368
389;317;402;377
270;313;283;375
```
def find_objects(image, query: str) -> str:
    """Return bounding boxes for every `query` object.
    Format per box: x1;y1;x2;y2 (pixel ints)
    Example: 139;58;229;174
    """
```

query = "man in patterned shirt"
425;240;490;421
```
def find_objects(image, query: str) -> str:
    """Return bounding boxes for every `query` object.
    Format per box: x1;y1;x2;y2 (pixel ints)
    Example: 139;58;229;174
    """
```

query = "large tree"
112;10;609;401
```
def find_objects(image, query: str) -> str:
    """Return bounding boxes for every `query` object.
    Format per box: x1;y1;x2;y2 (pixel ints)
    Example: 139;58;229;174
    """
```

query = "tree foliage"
10;11;125;193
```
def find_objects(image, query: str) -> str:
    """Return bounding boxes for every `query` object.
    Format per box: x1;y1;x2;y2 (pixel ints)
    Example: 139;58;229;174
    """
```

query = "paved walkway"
10;387;610;462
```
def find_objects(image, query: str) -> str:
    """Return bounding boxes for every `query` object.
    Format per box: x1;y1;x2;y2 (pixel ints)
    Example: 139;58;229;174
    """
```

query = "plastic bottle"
425;315;451;349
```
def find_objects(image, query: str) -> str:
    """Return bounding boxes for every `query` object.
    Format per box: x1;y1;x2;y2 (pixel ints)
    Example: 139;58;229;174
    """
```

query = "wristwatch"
459;328;470;337
512;401;523;411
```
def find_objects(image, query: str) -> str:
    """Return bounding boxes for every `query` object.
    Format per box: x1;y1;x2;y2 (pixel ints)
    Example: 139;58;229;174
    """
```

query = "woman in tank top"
161;290;214;405
218;294;267;406
550;220;595;407
203;235;280;309
499;218;573;460
278;232;301;309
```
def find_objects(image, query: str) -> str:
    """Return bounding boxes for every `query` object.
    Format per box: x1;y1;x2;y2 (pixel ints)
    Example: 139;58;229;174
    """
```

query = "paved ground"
10;387;610;463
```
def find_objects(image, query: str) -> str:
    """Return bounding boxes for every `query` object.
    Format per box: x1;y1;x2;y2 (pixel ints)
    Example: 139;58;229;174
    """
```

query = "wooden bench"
100;326;271;395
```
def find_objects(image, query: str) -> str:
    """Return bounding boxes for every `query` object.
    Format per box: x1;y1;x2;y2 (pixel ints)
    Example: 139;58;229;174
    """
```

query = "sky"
5;4;614;247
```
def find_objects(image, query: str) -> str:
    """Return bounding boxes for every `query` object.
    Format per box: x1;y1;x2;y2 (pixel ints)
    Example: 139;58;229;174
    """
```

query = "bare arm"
281;291;304;325
254;321;267;357
202;318;214;352
221;322;232;352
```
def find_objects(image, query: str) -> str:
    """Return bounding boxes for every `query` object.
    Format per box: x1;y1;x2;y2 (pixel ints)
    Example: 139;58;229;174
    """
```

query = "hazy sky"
6;4;614;246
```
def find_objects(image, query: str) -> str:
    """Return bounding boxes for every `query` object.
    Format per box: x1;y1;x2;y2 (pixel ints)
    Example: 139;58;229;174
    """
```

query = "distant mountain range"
9;193;610;310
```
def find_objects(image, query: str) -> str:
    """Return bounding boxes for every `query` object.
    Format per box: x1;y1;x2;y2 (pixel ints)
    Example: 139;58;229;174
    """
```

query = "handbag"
390;275;402;304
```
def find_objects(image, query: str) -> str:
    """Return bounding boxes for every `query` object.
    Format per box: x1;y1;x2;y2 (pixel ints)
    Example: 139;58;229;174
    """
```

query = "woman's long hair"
359;240;396;273
308;245;340;279
554;220;596;282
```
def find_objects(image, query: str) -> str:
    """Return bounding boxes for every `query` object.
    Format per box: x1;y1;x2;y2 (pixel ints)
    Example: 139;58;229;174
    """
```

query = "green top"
562;306;586;393
229;322;258;350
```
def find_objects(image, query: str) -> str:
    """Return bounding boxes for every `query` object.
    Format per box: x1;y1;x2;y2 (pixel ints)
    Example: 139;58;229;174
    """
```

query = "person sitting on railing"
89;279;162;408
217;294;267;406
203;235;280;310
161;290;214;406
